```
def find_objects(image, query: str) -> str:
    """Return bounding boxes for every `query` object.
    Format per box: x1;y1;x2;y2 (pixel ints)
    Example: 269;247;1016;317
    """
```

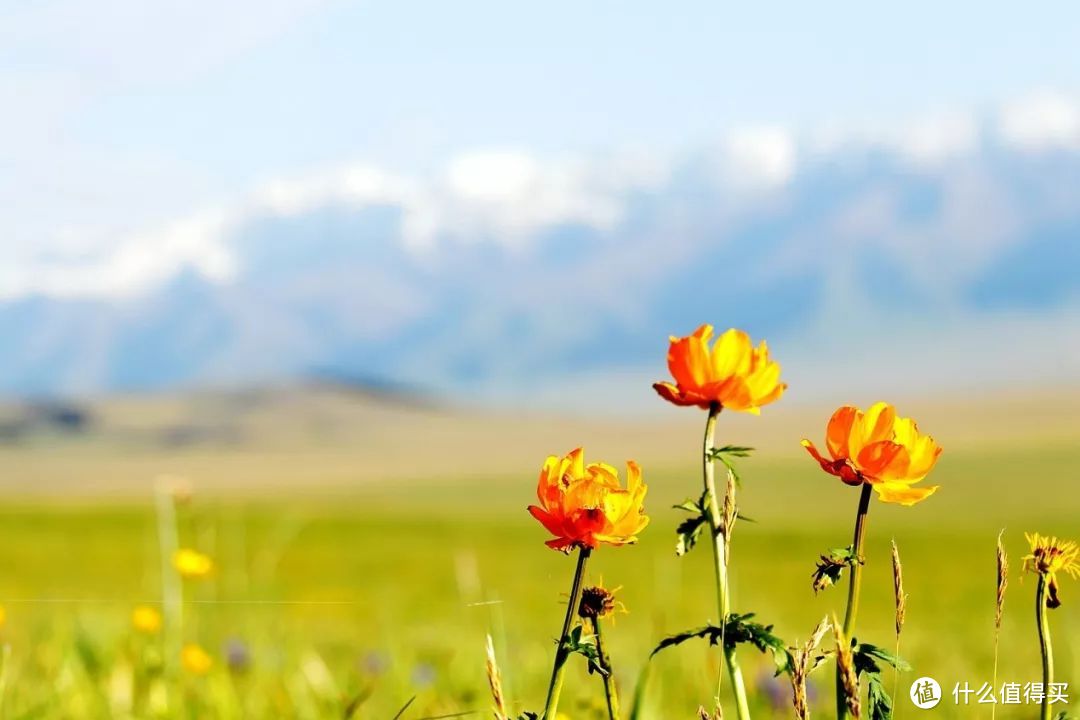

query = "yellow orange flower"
131;605;162;635
653;325;786;413
172;548;214;579
528;448;649;552
0;604;6;630
801;402;942;506
1023;533;1080;608
181;643;214;675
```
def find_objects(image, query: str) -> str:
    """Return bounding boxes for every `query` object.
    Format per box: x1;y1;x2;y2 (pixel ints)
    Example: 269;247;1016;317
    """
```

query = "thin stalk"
590;617;621;720
702;403;751;720
154;480;182;708
991;529;1008;720
542;546;592;719
892;636;902;720
1035;575;1053;720
837;483;873;720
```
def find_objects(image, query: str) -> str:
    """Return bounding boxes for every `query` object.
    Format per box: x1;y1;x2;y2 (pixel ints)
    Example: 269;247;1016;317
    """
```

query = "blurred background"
1;1;1078;718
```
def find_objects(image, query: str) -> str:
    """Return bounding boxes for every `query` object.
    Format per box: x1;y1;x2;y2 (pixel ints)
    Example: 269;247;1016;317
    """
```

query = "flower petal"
873;483;939;506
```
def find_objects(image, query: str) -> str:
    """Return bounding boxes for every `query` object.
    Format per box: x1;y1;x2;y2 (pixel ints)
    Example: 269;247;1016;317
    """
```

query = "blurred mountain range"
4;131;1079;401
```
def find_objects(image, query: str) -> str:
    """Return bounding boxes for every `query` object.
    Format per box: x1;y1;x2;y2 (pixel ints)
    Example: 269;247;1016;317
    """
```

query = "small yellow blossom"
181;643;213;675
172;549;214;579
131;605;162;634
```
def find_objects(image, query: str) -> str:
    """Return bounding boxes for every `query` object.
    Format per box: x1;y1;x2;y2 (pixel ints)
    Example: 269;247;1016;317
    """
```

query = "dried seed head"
721;468;738;565
484;635;508;720
996;529;1009;631
832;617;861;720
789;616;831;720
697;703;722;720
807;616;832;652
891;539;907;637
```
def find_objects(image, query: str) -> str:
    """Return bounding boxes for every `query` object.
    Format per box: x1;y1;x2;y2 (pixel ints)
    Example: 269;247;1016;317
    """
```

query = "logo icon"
910;677;942;709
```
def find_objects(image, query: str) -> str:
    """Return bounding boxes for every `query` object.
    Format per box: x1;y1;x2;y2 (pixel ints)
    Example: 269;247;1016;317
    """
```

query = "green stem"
837;482;873;720
703;403;751;720
1036;574;1053;720
542;546;592;720
590;617;621;720
154;480;183;710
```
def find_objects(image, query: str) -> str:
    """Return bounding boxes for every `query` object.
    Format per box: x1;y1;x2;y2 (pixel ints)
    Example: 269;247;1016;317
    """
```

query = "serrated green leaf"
650;613;791;675
676;514;708;556
712;445;755;458
725;613;792;675
812;546;859;593
650;624;723;658
866;672;893;720
850;642;909;720
715;455;743;486
855;643;911;674
674;491;711;556
559;625;609;677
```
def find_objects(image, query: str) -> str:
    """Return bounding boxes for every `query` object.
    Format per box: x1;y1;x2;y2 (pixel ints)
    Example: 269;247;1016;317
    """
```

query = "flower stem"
154;480;183;710
837;482;873;720
590;616;621;720
703;403;751;720
542;546;592;720
1035;574;1053;720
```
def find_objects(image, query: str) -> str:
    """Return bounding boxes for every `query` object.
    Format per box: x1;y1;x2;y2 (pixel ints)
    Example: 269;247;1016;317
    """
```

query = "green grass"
0;440;1076;718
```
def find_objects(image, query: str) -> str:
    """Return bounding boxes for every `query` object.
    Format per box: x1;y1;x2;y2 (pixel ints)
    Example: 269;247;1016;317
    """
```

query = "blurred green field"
0;388;1077;718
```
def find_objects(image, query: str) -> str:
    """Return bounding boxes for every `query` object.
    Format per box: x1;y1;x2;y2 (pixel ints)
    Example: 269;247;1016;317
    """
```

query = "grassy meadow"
0;386;1077;718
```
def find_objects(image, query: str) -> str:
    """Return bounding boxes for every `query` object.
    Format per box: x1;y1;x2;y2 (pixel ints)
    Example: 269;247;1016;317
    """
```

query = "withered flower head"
578;584;624;620
1024;532;1080;609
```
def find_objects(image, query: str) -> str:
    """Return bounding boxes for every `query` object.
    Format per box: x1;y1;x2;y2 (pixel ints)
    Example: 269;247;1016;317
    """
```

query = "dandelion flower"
0;604;6;630
801;402;942;506
1023;533;1080;608
172;548;214;579
181;643;213;675
131;605;162;635
653;325;786;413
528;448;649;552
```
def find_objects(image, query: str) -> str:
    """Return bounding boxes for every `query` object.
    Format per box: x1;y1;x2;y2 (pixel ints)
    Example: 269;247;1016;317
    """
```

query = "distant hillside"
0;384;1076;499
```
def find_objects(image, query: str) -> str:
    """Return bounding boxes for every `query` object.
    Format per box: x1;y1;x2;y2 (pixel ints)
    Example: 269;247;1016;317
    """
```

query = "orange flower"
528;448;649;552
801;402;942;506
653;325;786;413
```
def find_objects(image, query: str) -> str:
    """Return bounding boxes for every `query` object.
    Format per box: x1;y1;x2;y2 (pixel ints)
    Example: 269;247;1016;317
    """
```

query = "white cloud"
4;91;1078;301
252;165;411;217
719;126;797;189
896;111;980;165
2;148;665;298
0;210;235;300
413;150;630;249
806;109;980;167
999;91;1080;151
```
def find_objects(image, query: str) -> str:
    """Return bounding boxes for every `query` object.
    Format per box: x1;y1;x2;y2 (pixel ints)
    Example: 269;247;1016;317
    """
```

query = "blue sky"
5;0;1080;297
2;1;1080;400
